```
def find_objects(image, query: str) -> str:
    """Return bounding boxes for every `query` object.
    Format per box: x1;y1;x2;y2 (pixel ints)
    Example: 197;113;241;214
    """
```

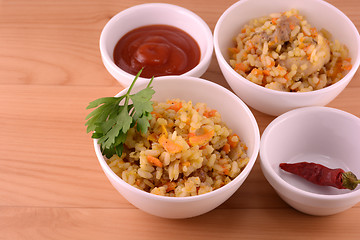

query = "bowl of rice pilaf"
94;76;260;218
214;0;360;116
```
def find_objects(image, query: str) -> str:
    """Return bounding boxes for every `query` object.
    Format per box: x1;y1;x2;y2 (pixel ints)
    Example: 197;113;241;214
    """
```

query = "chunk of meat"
277;34;331;77
247;15;299;49
190;168;207;182
271;15;299;45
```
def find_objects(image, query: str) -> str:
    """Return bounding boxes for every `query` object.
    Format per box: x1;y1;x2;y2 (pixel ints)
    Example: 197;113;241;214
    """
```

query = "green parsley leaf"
130;88;155;114
85;69;155;157
136;112;152;134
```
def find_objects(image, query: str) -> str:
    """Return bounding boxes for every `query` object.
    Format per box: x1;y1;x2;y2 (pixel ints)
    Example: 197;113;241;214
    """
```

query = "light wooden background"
0;0;359;239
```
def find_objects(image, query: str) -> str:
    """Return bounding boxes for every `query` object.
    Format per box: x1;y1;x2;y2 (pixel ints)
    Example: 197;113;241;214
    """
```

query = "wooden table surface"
1;0;359;239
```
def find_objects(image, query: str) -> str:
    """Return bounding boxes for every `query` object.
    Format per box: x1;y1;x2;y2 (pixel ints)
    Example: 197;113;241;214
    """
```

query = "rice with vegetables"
229;9;352;92
106;99;249;197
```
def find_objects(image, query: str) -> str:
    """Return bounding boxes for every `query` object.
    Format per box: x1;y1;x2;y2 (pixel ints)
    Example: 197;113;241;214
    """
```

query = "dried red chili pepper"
279;162;360;190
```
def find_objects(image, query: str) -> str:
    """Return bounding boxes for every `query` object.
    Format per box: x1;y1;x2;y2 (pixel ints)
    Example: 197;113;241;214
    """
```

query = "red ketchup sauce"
113;25;201;78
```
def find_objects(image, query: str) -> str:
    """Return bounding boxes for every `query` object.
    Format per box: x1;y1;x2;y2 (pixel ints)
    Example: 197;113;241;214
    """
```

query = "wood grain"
0;0;359;239
1;207;360;240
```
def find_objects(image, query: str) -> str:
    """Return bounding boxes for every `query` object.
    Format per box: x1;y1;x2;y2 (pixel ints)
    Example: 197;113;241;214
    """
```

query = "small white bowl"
214;0;360;116
100;3;213;86
260;106;360;215
94;76;260;218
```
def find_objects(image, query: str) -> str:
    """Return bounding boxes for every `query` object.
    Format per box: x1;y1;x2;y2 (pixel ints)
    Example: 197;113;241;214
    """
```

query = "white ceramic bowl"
94;76;260;218
214;0;360;116
260;106;360;215
99;3;213;87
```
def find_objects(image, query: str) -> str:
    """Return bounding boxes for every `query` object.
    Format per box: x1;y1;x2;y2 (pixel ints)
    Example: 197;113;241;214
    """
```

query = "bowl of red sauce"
100;3;213;86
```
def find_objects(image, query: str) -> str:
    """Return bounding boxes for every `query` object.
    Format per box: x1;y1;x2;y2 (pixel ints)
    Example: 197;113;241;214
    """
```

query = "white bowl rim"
94;76;260;202
99;3;214;82
213;0;360;97
260;106;360;200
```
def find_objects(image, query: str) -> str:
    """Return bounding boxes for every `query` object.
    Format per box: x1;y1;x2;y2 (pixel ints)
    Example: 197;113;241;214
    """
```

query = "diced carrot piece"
240;142;248;151
167;100;182;112
263;70;270;76
222;143;231;154
189;129;214;146
158;135;183;154
235;62;247;72
310;27;317;37
271;18;278;25
284;73;289;81
222;166;230;175
146;155;163;168
186;132;195;145
227;134;240;148
165;182;177;192
342;64;352;71
203;109;217;118
209;109;217;117
341;58;352;70
327;61;342;79
289;24;295;30
199;143;208;150
188;132;196;138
